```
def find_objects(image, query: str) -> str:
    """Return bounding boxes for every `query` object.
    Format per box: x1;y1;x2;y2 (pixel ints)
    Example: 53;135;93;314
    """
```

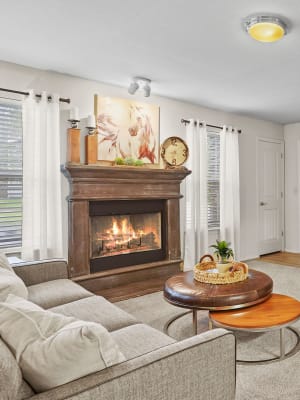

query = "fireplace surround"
62;164;190;300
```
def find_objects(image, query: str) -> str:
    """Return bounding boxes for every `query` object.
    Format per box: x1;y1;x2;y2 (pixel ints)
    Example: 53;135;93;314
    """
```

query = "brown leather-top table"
163;269;273;334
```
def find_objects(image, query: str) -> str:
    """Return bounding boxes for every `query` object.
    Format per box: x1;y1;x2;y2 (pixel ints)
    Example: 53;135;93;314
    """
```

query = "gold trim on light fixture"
244;15;287;43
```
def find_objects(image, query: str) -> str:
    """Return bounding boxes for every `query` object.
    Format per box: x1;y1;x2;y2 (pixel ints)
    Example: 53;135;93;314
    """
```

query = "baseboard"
285;248;300;253
240;254;259;262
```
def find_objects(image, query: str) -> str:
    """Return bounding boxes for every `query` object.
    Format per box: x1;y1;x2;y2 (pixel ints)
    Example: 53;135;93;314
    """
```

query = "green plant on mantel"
115;157;144;167
210;240;234;263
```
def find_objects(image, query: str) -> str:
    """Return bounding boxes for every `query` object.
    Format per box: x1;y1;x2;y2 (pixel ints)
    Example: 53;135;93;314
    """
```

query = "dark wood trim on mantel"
61;164;191;300
62;164;191;201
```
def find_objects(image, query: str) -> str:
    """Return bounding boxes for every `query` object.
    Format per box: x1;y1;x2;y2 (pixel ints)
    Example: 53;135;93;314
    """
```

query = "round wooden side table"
210;293;300;364
163;269;273;335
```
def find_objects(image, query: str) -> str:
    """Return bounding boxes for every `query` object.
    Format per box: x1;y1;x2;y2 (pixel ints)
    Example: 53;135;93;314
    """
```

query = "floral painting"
94;95;160;164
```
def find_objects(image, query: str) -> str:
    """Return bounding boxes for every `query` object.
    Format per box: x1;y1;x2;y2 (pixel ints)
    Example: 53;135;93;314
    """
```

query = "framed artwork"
94;95;160;165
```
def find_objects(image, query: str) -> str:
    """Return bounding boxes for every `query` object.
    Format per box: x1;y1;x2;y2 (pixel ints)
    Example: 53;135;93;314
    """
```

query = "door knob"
260;201;267;206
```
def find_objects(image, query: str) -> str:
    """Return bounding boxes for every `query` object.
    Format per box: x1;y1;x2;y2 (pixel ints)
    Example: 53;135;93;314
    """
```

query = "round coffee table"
210;293;300;364
163;269;273;334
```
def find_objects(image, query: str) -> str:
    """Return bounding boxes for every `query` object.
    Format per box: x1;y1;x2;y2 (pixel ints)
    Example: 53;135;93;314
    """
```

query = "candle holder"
86;126;96;135
85;126;97;165
68;119;80;129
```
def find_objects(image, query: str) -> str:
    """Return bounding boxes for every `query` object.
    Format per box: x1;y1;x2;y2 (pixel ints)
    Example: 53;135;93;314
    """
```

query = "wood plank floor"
259;251;300;267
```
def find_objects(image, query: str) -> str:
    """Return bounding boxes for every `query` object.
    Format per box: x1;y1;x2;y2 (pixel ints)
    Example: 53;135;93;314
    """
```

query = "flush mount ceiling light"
243;15;287;43
128;77;151;97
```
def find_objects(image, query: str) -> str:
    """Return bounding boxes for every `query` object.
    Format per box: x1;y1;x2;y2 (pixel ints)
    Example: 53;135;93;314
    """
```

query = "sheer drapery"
220;126;240;259
22;91;63;261
184;120;208;269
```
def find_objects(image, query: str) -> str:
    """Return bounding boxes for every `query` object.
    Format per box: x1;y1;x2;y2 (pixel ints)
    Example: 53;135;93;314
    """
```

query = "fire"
107;217;138;243
94;214;161;257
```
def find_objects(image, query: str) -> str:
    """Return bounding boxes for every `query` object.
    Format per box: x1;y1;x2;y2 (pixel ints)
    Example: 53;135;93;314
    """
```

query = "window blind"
207;131;220;229
0;100;23;249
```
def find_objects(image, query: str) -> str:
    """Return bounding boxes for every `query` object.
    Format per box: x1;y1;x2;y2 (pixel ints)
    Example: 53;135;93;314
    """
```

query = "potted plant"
210;240;234;273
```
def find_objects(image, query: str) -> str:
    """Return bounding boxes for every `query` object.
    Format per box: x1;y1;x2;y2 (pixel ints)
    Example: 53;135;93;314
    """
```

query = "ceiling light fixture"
128;77;151;97
243;15;287;43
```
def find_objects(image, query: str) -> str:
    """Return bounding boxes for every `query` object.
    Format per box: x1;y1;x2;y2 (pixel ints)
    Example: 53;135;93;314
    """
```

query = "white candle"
87;114;96;128
69;106;79;121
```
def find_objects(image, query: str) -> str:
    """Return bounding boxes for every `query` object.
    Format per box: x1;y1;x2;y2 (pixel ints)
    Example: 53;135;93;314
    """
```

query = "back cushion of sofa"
0;268;28;301
0;294;125;392
0;252;28;301
0;338;34;399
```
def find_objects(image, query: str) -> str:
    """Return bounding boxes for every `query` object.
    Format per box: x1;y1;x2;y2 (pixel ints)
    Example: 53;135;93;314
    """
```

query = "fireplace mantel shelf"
62;163;191;182
62;164;191;201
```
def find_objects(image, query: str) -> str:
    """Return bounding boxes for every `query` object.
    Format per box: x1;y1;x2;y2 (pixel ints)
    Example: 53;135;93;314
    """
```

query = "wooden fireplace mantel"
62;163;191;301
62;164;191;200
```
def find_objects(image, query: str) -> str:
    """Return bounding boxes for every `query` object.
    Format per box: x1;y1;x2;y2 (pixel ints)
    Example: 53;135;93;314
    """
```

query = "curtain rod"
0;87;71;104
181;118;242;134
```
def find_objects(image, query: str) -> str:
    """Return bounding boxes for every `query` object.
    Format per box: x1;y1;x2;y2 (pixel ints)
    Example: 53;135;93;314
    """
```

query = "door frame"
256;137;285;255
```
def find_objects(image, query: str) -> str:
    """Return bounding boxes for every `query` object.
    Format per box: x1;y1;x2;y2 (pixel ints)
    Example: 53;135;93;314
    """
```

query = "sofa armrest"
13;259;68;286
30;328;236;400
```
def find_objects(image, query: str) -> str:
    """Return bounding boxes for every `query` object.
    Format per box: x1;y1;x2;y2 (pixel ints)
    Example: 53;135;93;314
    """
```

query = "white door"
258;139;284;255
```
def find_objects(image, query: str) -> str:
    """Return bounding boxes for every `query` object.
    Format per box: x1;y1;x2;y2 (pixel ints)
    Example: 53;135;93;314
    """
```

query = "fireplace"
62;164;190;300
89;200;166;272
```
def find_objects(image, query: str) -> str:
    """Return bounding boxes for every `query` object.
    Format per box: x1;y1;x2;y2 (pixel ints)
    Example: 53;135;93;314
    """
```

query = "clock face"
161;137;189;166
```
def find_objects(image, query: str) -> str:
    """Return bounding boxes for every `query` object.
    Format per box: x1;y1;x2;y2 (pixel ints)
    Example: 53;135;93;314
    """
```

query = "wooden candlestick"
85;133;98;164
67;128;81;164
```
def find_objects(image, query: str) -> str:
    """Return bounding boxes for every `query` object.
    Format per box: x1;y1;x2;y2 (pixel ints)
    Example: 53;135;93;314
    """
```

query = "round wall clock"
161;136;189;167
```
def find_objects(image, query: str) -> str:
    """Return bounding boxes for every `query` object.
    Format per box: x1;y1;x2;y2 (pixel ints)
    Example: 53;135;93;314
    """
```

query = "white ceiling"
1;0;300;124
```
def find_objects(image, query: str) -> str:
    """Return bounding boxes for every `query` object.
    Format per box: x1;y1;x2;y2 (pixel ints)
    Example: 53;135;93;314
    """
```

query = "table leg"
193;309;198;335
208;319;213;330
280;328;285;359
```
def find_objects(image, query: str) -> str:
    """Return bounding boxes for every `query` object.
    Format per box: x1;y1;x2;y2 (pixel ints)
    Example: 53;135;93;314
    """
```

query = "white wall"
0;60;284;261
284;123;300;252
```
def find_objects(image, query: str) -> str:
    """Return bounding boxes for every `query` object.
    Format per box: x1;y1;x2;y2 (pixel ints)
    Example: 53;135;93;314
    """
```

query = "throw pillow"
0;268;28;302
0;251;14;272
0;294;126;392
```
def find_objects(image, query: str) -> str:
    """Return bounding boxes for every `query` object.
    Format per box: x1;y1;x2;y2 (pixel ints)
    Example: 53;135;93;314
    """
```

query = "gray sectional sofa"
1;259;236;400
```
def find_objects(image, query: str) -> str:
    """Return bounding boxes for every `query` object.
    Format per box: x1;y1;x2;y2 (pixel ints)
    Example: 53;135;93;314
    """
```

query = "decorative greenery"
210;240;234;263
115;157;144;167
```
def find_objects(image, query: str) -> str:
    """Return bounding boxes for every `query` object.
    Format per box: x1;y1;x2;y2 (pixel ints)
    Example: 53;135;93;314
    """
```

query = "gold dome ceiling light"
244;15;287;43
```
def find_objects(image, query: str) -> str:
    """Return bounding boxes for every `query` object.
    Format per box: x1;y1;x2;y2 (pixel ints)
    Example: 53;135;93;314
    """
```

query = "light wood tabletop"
210;293;300;330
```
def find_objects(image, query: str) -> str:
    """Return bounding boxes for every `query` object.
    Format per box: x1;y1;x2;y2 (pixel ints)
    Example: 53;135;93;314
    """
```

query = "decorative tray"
194;254;248;285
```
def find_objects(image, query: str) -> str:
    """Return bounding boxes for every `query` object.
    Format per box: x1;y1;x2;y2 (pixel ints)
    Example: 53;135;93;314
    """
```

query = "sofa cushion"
0;267;28;302
111;323;176;360
51;295;139;331
0;251;14;272
27;278;93;308
0;338;34;400
0;294;126;392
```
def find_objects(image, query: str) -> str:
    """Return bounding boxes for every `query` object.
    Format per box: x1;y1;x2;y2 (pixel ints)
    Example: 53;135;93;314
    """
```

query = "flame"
96;214;160;254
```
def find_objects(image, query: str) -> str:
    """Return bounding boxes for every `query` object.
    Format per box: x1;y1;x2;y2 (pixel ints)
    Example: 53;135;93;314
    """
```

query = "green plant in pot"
210;240;234;273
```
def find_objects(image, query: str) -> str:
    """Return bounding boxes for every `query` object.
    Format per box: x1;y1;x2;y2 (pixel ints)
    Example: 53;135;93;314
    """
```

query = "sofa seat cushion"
0;338;35;400
28;279;93;309
0;294;125;393
51;295;139;331
111;323;176;360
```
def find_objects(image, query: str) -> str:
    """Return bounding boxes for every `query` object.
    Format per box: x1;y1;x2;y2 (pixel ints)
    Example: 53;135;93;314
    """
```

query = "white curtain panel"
220;126;240;259
22;91;63;261
184;120;208;270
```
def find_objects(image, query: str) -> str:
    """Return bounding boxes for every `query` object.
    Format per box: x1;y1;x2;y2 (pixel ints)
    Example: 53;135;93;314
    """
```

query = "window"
0;100;23;250
207;131;220;229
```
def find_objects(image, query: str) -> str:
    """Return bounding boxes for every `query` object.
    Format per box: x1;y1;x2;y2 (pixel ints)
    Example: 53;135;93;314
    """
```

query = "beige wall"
0;60;284;260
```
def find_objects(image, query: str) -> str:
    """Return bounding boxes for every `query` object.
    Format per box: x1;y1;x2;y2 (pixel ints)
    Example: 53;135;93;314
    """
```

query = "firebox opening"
89;200;166;273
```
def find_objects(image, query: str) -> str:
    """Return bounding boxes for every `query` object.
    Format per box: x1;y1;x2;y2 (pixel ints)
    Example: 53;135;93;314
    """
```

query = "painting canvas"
94;95;160;164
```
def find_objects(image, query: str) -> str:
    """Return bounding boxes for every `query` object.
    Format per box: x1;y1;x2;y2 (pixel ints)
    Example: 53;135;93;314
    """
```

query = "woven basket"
193;265;247;285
